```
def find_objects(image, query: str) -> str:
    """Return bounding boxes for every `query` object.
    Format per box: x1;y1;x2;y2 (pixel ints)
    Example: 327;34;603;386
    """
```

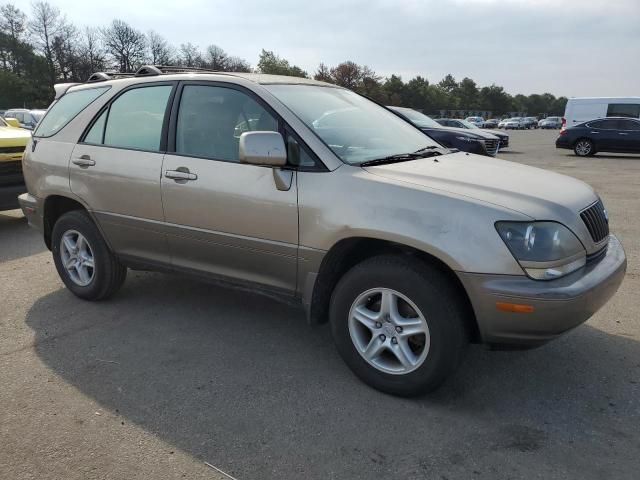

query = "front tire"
52;210;127;300
574;138;595;157
330;255;468;396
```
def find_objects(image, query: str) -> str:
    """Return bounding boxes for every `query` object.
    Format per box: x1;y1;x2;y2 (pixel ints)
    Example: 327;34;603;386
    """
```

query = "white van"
563;97;640;129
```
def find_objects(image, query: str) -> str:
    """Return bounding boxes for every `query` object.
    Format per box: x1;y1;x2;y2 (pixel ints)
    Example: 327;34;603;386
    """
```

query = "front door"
70;83;175;264
161;83;298;292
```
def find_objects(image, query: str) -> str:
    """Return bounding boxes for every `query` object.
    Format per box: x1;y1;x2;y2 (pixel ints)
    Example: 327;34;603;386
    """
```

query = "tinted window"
618;119;640;131
35;87;110;137
606;103;640;118
587;119;617;130
175;85;278;162
84;110;107;144
104;85;172;151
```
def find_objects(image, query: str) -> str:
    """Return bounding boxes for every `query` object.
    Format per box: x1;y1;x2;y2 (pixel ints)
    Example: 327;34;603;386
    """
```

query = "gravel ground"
1;129;638;479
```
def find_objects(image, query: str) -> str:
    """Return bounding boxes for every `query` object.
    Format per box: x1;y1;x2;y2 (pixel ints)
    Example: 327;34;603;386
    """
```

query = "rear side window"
618;119;640;131
35;86;110;137
84;85;173;151
606;103;640;118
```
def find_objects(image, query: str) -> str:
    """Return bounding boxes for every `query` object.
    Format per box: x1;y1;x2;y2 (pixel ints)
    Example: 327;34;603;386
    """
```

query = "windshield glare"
460;120;478;129
390;107;442;129
264;85;438;164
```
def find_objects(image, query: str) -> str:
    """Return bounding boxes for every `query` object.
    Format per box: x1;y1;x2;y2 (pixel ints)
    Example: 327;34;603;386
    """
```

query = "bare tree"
29;1;64;86
314;62;332;83
178;42;203;67
147;30;173;65
204;44;227;70
225;55;251;72
80;27;106;74
330;61;362;89
101;19;146;72
0;3;28;73
51;21;79;81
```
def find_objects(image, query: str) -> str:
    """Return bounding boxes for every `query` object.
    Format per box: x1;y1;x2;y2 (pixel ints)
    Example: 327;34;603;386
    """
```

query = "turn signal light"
496;302;535;313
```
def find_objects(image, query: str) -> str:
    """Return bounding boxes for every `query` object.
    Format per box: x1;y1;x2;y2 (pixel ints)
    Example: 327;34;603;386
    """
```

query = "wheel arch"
42;194;100;250
307;237;480;342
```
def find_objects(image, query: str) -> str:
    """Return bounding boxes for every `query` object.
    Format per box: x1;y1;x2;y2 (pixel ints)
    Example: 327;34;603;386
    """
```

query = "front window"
264;85;437;165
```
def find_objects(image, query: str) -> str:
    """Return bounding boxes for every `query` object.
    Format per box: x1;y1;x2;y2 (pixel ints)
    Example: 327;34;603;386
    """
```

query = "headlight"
495;221;586;280
455;136;477;142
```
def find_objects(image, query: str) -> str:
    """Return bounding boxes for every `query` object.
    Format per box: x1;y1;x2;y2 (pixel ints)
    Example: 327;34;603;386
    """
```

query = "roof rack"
87;71;135;83
86;65;223;83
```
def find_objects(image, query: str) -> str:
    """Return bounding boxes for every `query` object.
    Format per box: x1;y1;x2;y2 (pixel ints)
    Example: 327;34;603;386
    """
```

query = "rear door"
70;82;175;264
616;119;640;152
160;82;299;292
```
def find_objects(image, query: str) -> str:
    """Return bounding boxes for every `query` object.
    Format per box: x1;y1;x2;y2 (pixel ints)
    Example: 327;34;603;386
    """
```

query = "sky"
14;0;640;97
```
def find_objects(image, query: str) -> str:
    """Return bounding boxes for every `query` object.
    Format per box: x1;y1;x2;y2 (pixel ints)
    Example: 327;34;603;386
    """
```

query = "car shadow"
0;210;47;262
563;154;640;160
24;273;640;479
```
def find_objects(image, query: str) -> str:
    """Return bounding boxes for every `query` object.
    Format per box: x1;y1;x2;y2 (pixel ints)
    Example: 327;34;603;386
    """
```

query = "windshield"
459;119;479;129
388;107;442;129
0;117;7;127
264;85;438;164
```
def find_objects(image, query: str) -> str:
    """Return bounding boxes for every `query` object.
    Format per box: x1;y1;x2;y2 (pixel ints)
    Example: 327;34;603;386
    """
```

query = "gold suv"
18;66;626;395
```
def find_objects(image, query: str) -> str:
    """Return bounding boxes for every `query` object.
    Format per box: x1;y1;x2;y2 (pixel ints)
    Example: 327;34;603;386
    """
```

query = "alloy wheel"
60;229;95;286
348;288;430;375
575;140;592;156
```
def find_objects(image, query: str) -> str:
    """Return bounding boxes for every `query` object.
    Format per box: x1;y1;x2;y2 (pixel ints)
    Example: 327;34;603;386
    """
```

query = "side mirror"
5;118;20;128
239;131;287;167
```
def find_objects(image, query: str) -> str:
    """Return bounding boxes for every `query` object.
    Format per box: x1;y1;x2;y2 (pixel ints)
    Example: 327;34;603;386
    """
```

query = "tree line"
0;1;567;116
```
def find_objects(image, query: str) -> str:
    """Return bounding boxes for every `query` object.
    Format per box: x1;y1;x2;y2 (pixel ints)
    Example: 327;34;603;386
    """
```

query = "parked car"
389;107;500;156
465;116;484;128
539;116;562;129
4;108;47;130
563;97;640;130
0;116;31;210
556;117;640;156
502;117;525;130
522;117;539;129
483;119;500;129
19;68;626;396
435;118;509;149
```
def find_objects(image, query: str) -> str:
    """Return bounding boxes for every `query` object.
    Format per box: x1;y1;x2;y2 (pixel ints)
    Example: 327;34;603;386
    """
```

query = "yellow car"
0;117;31;210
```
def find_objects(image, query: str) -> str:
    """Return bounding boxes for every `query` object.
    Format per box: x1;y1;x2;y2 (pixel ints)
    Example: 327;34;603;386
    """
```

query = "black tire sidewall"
51;210;120;300
330;256;466;396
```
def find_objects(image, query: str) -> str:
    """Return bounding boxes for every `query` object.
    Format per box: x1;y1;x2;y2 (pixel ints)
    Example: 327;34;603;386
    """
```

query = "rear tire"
574;138;595;157
52;210;127;300
329;255;468;396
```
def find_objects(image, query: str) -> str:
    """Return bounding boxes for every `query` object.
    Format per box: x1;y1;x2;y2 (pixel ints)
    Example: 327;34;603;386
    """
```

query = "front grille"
0;146;25;154
580;199;609;243
483;139;499;156
0;160;23;175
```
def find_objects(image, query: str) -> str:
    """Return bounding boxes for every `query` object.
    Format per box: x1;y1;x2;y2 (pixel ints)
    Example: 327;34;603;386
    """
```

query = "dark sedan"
556;117;640;156
388;107;500;156
435;118;509;149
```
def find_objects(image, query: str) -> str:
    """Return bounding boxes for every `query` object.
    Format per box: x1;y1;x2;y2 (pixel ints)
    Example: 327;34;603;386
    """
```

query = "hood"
0;127;31;142
422;125;499;140
363;151;597;221
482;129;507;138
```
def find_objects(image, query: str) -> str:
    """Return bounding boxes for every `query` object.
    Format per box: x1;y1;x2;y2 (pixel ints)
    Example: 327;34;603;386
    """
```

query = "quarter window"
102;86;172;151
175;85;278;162
35;86;110;137
606;103;640;118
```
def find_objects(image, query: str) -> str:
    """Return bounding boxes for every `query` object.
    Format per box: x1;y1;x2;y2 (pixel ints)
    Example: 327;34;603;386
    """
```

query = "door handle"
72;155;96;167
165;169;198;181
590;131;599;134
618;133;629;135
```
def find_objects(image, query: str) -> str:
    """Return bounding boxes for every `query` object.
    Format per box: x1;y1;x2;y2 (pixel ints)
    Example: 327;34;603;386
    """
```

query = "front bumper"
458;235;626;347
0;183;26;211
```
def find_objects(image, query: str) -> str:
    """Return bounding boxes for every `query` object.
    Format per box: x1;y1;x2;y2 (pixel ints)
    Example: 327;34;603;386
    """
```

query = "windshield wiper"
360;146;444;167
